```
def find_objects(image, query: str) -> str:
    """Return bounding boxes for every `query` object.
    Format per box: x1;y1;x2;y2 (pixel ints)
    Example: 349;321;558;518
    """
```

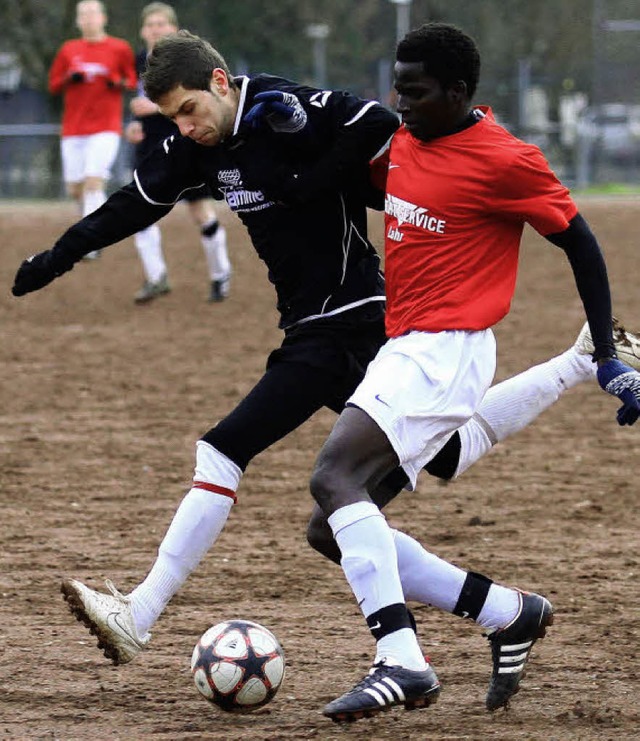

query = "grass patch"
574;182;640;196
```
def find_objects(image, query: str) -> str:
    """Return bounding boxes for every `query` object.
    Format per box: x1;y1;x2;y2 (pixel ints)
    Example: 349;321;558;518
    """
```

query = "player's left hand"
242;91;308;134
597;358;640;425
12;251;72;296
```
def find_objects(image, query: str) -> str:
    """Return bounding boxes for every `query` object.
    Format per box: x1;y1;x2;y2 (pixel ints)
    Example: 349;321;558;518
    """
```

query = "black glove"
242;91;308;134
12;251;73;296
597;358;640;425
69;71;84;84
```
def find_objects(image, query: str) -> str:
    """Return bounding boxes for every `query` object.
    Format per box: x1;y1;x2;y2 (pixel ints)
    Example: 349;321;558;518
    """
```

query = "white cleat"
574;317;640;371
61;578;150;665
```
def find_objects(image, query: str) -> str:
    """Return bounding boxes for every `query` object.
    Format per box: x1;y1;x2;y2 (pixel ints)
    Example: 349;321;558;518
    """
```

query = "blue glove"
243;91;308;133
597;358;640;426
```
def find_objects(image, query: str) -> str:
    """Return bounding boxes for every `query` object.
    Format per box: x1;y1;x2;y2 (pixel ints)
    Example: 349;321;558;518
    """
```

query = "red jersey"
49;36;136;137
372;107;577;337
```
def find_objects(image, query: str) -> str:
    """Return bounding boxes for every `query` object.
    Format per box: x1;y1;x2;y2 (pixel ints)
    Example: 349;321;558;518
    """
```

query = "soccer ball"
191;619;286;712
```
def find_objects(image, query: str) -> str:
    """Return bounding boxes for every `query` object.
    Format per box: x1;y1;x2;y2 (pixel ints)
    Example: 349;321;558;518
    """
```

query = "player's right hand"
12;251;70;296
130;96;158;118
242;91;308;134
125;120;145;144
597;358;640;425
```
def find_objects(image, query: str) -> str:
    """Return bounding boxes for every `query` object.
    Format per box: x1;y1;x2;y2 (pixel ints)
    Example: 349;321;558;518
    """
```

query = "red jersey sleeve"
491;143;577;236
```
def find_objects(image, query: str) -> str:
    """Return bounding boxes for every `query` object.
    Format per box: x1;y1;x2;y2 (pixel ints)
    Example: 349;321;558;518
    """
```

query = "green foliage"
2;0;640;108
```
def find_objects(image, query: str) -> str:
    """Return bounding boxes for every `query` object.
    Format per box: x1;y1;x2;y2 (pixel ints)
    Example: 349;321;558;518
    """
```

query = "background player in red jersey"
125;3;231;303
49;0;136;257
310;23;640;722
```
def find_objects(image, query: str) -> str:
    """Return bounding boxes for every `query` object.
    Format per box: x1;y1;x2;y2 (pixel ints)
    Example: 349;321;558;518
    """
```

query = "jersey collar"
231;76;250;137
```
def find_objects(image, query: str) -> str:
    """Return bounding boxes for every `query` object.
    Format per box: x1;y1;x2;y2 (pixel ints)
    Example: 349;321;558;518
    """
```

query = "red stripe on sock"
192;480;237;503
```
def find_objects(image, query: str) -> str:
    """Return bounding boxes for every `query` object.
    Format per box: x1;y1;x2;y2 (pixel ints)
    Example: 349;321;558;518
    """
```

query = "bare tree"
2;0;77;90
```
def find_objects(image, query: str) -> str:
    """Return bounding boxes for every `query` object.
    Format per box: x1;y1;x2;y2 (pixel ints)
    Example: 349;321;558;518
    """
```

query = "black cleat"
209;274;230;302
485;591;554;711
323;660;440;722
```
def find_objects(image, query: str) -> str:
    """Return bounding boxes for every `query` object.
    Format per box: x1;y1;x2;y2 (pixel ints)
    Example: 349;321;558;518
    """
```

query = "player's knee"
66;182;82;200
306;513;341;564
83;177;104;192
201;219;219;237
189;199;214;225
194;440;242;490
309;456;342;510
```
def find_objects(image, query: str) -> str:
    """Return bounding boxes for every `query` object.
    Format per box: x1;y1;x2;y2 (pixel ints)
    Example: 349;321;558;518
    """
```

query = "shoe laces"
340;659;392;694
613;321;633;349
105;579;126;600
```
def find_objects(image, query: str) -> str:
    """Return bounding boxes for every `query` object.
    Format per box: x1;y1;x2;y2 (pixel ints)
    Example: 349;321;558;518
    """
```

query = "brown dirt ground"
1;198;639;741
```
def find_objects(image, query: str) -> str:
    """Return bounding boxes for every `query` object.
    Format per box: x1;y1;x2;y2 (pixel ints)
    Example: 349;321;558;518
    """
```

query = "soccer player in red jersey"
13;28;640;722
49;0;136;245
312;23;640;721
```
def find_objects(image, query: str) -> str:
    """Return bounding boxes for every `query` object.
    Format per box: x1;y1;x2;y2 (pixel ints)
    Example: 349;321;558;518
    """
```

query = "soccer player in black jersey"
12;29;640;719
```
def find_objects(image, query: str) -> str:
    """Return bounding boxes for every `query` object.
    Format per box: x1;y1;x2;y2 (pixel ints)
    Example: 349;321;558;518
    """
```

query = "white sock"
392;530;520;630
82;188;106;217
201;221;231;281
130;442;241;635
477;585;522;632
454;347;595;477
134;224;166;283
329;502;426;670
393;529;466;611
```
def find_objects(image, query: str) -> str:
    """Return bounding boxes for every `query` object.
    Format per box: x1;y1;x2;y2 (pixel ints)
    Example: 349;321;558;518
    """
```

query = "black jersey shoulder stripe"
232;76;251;136
133;168;206;206
344;100;380;127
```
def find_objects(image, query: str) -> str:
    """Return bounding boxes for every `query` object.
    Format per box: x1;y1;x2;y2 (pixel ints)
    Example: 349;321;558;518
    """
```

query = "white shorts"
60;132;121;183
348;329;496;490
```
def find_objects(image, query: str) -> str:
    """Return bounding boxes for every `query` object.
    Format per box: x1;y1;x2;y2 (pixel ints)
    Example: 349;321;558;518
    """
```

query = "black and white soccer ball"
191;619;286;712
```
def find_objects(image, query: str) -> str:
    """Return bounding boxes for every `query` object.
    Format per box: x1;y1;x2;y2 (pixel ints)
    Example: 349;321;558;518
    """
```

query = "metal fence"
0;97;639;199
0;123;133;199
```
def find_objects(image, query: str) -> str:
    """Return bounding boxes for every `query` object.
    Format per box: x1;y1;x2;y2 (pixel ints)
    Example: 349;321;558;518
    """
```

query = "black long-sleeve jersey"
132;50;179;160
50;74;400;329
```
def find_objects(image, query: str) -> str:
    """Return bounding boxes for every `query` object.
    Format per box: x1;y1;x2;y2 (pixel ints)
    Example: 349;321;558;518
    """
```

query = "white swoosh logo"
106;612;139;644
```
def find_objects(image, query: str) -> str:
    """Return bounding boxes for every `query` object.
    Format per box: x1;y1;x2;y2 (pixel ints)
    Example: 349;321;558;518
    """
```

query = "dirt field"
1;198;639;741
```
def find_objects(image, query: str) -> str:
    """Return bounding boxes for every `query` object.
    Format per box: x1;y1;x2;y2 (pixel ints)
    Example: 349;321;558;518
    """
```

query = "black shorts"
201;308;387;471
201;304;461;482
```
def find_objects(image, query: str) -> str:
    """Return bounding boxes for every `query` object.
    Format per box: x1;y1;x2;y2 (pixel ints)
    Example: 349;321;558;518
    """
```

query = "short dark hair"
396;23;480;99
143;30;236;101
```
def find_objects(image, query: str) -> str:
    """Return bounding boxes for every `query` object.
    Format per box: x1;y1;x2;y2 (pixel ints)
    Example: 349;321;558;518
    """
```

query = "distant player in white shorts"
60;131;121;207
